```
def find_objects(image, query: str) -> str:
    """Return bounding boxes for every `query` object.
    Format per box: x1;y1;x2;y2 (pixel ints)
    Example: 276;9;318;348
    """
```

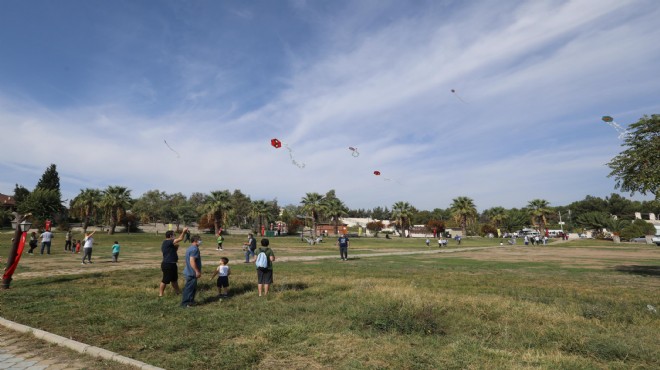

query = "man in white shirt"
40;230;54;255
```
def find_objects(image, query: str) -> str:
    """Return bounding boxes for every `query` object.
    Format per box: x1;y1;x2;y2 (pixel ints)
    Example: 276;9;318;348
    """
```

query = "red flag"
2;232;27;281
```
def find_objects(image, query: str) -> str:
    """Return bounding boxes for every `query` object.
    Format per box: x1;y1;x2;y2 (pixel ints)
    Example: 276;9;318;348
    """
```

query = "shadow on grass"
614;265;660;276
197;282;309;305
24;273;105;286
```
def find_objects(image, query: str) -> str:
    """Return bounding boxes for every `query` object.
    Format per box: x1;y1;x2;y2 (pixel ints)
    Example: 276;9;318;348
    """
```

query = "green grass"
1;233;659;369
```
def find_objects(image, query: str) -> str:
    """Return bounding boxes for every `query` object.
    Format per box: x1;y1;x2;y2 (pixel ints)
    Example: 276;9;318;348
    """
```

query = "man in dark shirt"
159;227;188;297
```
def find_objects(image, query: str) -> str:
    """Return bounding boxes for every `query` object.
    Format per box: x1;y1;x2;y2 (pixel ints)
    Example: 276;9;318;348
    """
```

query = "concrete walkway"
0;318;163;370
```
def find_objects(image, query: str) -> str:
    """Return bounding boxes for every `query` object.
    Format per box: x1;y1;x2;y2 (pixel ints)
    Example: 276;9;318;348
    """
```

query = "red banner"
2;232;27;281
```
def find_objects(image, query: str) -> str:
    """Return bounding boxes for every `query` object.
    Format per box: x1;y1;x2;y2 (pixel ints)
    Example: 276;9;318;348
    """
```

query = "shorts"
217;276;229;288
257;268;273;285
161;263;178;284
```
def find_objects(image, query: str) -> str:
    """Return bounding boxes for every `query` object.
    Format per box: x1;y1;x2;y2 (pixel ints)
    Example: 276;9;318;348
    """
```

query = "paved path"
0;319;163;370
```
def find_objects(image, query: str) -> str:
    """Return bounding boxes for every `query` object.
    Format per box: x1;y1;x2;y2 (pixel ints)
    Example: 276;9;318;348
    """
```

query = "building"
0;193;16;211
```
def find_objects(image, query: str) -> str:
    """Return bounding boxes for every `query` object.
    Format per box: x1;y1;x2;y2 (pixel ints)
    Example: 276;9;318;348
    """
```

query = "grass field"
1;232;659;369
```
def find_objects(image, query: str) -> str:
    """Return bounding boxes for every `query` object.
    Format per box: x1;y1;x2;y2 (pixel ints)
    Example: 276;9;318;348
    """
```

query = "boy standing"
210;257;230;297
111;241;120;262
216;233;224;251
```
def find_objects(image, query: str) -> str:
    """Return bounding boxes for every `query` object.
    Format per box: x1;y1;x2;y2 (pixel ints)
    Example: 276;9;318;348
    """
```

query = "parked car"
652;235;660;246
631;236;648;243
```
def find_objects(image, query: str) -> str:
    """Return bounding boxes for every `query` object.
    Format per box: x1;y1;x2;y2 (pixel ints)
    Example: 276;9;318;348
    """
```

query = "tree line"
2;164;657;240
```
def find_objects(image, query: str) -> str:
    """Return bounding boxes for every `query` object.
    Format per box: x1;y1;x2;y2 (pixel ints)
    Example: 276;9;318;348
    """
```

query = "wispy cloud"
1;0;658;211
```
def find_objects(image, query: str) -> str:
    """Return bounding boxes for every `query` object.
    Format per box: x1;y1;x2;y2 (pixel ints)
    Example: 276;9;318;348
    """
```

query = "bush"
620;219;656;240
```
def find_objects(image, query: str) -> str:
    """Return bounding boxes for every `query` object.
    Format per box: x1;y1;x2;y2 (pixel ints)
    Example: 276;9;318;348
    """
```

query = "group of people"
24;229;121;263
159;228;277;308
523;235;548;246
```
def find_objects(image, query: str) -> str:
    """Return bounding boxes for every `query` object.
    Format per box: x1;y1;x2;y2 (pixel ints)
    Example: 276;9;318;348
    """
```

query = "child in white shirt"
210;257;231;298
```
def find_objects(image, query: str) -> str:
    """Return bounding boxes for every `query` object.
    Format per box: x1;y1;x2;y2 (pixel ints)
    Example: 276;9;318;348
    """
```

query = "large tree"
18;188;63;229
35;164;62;198
450;196;477;237
200;190;233;233
71;188;102;234
100;186;132;235
325;197;348;235
607;114;660;200
300;192;325;238
251;200;271;233
391;201;414;237
131;190;167;225
527;199;552;233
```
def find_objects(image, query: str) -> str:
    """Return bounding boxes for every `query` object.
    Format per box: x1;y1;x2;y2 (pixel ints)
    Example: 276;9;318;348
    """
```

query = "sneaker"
81;262;86;265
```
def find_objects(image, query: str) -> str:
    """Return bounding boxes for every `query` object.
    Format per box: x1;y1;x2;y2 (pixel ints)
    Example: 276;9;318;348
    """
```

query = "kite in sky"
348;147;360;157
271;138;305;168
601;116;631;139
164;140;180;158
451;89;468;104
373;170;392;181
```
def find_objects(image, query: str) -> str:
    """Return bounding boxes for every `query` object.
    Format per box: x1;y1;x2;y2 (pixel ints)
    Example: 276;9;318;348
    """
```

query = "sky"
1;0;659;212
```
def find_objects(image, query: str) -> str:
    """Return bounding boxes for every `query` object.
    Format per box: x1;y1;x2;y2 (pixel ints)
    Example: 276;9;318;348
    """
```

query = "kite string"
164;139;180;158
284;143;305;169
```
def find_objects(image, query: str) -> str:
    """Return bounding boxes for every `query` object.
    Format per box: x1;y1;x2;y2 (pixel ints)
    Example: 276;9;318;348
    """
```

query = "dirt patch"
445;246;660;270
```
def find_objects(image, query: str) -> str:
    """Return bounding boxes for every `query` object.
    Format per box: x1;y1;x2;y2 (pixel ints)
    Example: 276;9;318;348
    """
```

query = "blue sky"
1;0;659;211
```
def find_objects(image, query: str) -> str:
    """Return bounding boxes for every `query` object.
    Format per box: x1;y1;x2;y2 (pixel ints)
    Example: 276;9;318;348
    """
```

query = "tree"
620;219;657;241
35;164;62;198
366;220;384;237
500;209;529;232
131;190;167;225
391;201;414;237
200;190;233;234
300;192;325;238
100;186;132;235
482;206;507;229
527;199;552;233
71;188;102;234
608;114;660;200
13;184;30;208
251;200;271;233
574;211;610;231
17;188;62;229
325;198;348;235
230;190;252;228
450;196;477;237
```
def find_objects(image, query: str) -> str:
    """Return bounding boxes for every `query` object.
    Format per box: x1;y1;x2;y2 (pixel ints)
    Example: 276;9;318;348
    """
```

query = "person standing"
210;257;230;298
337;234;349;261
64;230;72;252
40;229;53;255
243;233;256;263
81;230;96;264
28;231;38;254
181;235;202;307
216;233;224;251
159;228;188;297
254;238;275;296
111;241;120;262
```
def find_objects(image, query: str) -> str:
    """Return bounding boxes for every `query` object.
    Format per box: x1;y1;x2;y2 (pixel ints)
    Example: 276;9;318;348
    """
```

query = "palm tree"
251;200;271;234
100;186;132;235
325;198;348;235
391;201;414;237
483;206;507;234
527;199;552;233
300;192;325;238
450;196;478;237
200;190;233;234
71;188;102;234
